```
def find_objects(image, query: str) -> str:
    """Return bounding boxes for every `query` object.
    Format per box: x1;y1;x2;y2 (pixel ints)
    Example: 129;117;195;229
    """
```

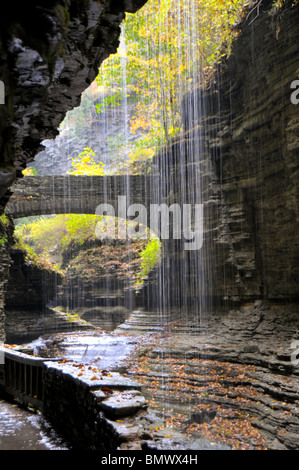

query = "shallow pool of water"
27;329;139;370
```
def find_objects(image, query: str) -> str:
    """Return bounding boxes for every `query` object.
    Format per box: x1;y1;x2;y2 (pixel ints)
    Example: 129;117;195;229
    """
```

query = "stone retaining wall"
1;348;215;450
0;349;149;450
42;360;148;450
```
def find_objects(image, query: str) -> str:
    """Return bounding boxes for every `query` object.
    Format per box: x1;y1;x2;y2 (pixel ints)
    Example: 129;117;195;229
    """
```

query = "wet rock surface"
41;349;227;450
5;307;92;344
151;0;299;309
5;247;62;311
99;390;147;418
3;300;298;451
142;437;230;451
117;302;299;450
22;328;233;450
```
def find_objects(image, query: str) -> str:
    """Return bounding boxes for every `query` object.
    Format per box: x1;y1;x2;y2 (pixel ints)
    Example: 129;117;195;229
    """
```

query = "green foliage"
22;166;38;176
95;91;125;114
15;214;162;285
14;216;41;227
104;134;155;175
15;214;100;259
14;234;59;272
0;213;10;228
51;0;250;176
96;0;249;155
63;214;102;246
0;214;11;246
135;236;162;288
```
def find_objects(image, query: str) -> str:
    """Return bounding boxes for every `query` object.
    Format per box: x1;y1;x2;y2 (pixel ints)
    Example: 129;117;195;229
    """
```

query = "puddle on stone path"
0;399;69;450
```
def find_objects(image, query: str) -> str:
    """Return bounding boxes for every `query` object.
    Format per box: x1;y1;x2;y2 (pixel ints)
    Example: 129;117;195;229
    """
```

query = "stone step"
114;309;206;336
4;308;93;343
115;310;170;335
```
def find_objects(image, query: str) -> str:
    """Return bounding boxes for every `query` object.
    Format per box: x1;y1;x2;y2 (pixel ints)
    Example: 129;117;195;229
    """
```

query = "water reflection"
27;329;139;370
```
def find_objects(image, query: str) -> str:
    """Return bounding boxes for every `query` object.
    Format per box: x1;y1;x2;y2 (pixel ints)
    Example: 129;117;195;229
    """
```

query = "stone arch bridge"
5;174;207;311
6;175;160;220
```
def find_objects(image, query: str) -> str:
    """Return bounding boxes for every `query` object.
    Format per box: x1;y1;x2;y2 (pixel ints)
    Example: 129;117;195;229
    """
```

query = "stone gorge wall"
152;0;299;311
0;217;14;342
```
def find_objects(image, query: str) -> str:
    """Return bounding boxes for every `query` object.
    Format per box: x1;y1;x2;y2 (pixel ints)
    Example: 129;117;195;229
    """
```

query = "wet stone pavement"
0;399;69;450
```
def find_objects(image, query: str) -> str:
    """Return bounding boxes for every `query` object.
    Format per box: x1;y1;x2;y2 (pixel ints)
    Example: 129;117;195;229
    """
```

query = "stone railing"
0;348;47;409
0;348;151;450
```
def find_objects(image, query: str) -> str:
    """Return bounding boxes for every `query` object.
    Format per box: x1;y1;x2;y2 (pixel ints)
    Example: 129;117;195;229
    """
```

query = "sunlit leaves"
15;213;162;287
135;237;162;288
22;166;38;176
96;0;248;152
68;147;105;176
14;214;102;266
95;92;124;114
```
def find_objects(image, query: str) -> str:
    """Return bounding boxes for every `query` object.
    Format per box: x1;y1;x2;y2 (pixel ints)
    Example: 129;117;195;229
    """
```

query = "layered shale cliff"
133;1;299;449
0;216;14;342
0;0;298;336
153;0;299;310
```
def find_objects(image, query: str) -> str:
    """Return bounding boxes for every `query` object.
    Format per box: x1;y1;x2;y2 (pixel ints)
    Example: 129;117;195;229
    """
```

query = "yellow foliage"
68;147;105;176
96;0;248;149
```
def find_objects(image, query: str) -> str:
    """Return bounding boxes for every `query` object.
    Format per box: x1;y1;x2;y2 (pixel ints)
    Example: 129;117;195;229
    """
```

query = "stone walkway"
2;301;298;450
0;399;68;450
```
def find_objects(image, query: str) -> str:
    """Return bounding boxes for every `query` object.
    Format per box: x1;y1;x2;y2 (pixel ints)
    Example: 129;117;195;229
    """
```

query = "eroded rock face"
153;0;299;309
0;217;14;342
1;0;298;338
5;248;62;311
0;0;147;210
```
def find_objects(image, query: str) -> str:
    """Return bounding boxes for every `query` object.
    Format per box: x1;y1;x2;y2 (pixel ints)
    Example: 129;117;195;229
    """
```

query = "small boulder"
100;390;147;417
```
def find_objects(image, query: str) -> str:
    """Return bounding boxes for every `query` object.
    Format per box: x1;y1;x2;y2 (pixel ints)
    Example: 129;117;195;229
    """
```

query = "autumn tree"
95;0;249;167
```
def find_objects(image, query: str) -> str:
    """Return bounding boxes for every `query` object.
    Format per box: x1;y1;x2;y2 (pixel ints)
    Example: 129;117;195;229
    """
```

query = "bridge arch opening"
13;212;162;329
